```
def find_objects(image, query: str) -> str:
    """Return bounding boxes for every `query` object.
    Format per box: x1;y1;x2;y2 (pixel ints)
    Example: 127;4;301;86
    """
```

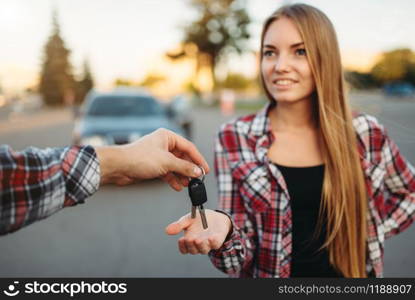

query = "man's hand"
95;128;209;190
165;209;232;254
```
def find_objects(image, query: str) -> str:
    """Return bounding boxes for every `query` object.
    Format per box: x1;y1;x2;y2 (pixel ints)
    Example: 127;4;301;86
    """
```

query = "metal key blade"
198;205;208;229
191;206;197;218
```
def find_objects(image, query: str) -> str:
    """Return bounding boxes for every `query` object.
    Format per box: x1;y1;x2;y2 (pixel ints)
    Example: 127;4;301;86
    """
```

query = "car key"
188;169;208;229
188;178;208;229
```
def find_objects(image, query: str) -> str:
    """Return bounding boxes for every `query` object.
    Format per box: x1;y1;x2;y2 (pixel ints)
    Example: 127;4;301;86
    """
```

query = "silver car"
73;88;186;146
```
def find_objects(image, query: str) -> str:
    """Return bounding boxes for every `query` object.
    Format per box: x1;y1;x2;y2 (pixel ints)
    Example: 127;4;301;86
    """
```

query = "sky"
0;0;414;94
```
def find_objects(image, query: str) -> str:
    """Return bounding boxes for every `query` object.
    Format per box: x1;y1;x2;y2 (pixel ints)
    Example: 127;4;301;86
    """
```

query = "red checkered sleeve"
377;125;415;239
0;145;100;235
208;125;257;276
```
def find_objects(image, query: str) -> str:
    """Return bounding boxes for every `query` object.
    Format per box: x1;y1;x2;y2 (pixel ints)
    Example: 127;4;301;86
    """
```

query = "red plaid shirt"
209;103;415;278
0;145;100;235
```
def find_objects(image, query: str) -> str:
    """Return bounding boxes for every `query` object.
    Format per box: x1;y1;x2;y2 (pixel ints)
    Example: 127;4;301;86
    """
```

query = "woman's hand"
165;209;232;254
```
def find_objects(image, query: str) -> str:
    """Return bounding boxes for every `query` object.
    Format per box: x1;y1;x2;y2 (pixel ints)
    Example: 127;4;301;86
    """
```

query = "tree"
344;71;379;89
167;0;250;92
139;73;166;88
371;48;415;84
39;11;75;106
114;78;135;86
75;60;94;104
217;72;253;91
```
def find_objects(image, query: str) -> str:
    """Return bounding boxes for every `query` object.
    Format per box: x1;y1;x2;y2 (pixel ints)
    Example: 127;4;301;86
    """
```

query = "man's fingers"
166;131;210;174
170;151;191;186
161;173;183;191
176;173;190;187
165;153;203;178
165;215;192;235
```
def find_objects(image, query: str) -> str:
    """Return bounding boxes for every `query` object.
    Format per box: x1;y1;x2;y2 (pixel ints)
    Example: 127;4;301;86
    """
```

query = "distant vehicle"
72;88;187;146
167;95;193;139
383;82;415;97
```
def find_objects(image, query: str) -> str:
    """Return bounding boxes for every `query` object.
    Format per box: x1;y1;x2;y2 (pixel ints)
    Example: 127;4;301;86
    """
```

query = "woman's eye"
263;50;274;57
295;48;307;56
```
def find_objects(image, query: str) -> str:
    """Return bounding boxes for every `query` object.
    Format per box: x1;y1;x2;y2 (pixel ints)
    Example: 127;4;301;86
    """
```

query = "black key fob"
188;178;207;206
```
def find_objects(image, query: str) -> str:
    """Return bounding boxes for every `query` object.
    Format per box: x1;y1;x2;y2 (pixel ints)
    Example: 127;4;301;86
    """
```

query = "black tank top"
275;163;343;277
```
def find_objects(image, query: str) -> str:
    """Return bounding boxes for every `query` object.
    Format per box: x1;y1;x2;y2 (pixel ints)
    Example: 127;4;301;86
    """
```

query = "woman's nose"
274;55;291;73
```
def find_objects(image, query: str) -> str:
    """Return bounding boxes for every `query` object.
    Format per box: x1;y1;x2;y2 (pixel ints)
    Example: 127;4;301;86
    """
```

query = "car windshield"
87;96;165;117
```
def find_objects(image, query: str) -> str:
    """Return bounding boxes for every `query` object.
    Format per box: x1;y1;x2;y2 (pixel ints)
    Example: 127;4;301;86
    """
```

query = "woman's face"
261;17;315;104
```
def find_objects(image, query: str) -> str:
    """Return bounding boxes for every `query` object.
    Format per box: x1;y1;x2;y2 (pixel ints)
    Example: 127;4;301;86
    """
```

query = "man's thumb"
165;215;192;235
166;154;202;178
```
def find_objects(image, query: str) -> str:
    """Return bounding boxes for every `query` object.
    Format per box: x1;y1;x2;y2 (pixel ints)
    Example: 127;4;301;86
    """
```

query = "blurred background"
0;0;414;277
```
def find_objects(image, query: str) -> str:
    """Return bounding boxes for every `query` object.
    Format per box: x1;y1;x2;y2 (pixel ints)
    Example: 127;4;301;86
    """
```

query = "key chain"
188;166;208;229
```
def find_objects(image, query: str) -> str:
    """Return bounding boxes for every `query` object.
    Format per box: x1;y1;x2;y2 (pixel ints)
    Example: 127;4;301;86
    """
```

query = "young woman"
166;3;415;278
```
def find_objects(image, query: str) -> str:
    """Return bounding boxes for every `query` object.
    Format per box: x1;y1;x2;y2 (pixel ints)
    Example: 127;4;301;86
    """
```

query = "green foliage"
344;71;379;89
184;81;201;97
216;72;253;90
113;73;166;88
171;0;251;91
184;0;250;59
114;78;135;86
371;48;415;84
139;74;166;87
39;12;75;106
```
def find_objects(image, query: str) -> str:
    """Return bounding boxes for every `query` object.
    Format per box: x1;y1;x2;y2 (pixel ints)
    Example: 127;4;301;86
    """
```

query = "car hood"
79;116;181;136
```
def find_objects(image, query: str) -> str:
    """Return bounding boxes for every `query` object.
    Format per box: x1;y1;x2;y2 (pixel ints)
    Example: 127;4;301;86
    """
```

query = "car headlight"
128;133;142;142
80;135;106;147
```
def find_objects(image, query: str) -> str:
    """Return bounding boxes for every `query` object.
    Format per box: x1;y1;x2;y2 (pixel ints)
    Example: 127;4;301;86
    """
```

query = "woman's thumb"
165;215;192;235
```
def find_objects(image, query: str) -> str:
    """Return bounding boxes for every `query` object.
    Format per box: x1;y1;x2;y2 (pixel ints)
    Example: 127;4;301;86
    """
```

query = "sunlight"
0;2;24;30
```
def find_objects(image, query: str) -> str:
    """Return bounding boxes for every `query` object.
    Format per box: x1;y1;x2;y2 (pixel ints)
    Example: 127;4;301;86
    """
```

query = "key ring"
197;166;205;182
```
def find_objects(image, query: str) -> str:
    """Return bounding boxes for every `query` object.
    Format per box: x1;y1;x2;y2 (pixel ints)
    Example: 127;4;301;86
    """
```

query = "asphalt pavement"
0;92;414;277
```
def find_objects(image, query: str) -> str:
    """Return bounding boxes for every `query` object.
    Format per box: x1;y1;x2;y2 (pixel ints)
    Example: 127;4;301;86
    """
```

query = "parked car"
72;88;186;146
166;95;193;139
383;82;415;97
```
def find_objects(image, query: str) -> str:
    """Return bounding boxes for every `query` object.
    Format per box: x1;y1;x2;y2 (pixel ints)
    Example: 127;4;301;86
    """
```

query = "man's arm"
0;128;209;235
0;145;100;235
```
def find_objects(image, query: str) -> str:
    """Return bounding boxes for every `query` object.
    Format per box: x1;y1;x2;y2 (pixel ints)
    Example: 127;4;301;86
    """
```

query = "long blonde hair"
260;4;368;277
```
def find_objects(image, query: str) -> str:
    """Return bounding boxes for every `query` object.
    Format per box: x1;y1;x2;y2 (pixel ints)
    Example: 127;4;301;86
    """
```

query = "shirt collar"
246;102;275;165
248;101;274;138
247;101;290;193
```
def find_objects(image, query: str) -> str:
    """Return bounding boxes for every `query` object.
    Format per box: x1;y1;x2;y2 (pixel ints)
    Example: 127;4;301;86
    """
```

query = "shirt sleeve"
208;129;257;276
0;145;100;235
379;126;415;239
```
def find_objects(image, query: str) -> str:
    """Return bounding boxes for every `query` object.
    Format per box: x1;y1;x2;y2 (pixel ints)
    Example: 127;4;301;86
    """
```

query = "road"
0;92;414;277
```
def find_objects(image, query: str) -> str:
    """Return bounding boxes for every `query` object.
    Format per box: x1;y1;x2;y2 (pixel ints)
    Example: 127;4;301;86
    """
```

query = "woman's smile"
273;79;298;90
